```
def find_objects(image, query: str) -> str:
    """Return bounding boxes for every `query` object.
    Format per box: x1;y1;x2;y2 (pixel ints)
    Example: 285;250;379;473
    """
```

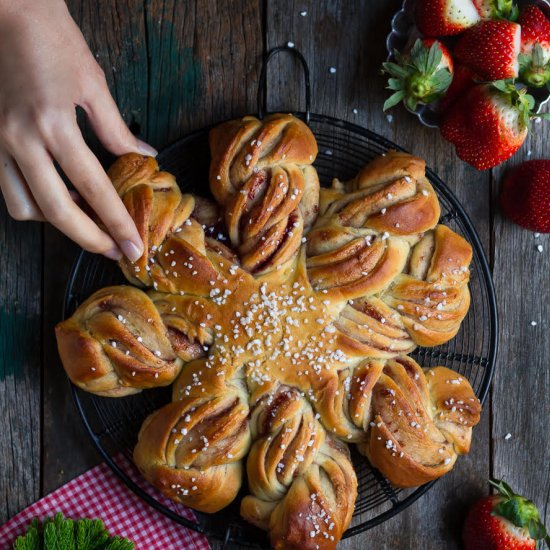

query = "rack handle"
257;45;311;123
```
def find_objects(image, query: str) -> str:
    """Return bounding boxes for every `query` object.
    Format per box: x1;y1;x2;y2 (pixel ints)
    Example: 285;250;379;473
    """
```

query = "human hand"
0;0;156;261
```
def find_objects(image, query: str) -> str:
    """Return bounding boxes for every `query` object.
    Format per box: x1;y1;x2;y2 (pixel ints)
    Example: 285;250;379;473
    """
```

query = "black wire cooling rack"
63;47;498;547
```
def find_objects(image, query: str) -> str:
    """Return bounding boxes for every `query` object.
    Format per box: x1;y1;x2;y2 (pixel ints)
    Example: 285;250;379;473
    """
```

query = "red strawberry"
438;64;478;112
518;5;550;88
454;19;521;80
415;0;480;37
440;81;544;170
382;39;454;111
423;38;454;72
472;0;516;19
520;5;550;55
500;160;550;233
463;479;550;550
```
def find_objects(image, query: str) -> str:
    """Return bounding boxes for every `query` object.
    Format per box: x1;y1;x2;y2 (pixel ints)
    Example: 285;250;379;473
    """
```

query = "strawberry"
438;64;478;112
440;81;548;170
518;5;550;88
472;0;517;19
382;39;454;111
454;19;521;80
500;159;550;233
415;0;480;37
463;479;550;550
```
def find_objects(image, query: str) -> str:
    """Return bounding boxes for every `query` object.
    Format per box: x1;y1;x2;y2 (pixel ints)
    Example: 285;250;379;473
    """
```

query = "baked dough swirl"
56;114;481;549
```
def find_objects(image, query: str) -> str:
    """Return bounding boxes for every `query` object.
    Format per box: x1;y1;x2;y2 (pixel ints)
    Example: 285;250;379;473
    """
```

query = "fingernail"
104;247;123;261
120;240;144;262
136;139;158;157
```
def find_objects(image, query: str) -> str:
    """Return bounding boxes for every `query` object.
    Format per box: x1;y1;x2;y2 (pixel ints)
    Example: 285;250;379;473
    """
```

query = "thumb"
83;78;157;157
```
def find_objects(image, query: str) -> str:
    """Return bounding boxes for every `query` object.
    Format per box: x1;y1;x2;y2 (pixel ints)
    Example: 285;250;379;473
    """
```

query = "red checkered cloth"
0;455;211;549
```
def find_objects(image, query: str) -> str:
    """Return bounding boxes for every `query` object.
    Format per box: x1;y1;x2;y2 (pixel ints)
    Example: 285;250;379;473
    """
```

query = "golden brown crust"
55;286;183;397
55;122;481;547
209;114;319;275
107;154;197;289
381;225;472;347
209;114;318;202
354;151;427;186
241;385;357;550
108;153;238;296
148;292;214;361
424;366;481;454
133;357;251;512
133;389;249;512
307;226;471;348
312;356;481;488
306;222;410;299
332;298;416;359
319;151;440;238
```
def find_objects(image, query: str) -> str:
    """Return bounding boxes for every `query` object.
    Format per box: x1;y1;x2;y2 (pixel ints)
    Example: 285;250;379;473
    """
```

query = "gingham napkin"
0;455;210;549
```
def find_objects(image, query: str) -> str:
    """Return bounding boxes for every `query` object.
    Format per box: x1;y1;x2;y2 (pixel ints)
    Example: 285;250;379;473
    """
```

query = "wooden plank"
491;127;550;528
266;1;492;548
42;227;100;493
145;0;264;142
0;211;42;523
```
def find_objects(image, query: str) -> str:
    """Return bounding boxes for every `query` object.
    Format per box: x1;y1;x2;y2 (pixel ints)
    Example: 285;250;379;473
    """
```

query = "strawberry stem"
382;39;452;112
519;44;550;89
496;0;517;19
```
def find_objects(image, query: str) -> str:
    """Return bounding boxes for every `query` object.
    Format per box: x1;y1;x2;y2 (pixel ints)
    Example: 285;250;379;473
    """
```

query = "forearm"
0;0;69;20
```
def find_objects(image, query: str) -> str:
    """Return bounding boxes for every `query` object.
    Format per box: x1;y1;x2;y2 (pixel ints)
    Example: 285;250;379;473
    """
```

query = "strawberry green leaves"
383;39;453;111
489;478;550;548
473;0;517;20
489;80;546;129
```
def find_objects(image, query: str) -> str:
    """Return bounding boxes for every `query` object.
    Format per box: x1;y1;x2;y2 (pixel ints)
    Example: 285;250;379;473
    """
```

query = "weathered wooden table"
1;1;548;548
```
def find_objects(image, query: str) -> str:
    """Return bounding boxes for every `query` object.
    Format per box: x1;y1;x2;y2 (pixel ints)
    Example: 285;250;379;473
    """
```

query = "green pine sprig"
12;513;134;550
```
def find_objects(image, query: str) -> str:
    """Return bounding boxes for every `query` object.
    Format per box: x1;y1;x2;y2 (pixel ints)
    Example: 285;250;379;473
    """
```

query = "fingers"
0;67;155;262
83;76;157;157
47;122;144;261
14;142;123;260
0;147;45;221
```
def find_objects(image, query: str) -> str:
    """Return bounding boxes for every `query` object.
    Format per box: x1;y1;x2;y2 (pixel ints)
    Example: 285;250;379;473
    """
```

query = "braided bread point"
330;297;416;359
381;224;472;347
134;359;251;513
307;221;472;349
55;286;183;397
311;356;480;488
306;221;410;300
241;385;357;550
424;366;481;454
108;154;193;285
209;114;320;275
109;153;236;295
319;151;440;240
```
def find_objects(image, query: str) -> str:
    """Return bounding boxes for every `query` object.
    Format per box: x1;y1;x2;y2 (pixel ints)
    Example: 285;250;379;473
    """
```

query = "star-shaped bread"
56;114;481;550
